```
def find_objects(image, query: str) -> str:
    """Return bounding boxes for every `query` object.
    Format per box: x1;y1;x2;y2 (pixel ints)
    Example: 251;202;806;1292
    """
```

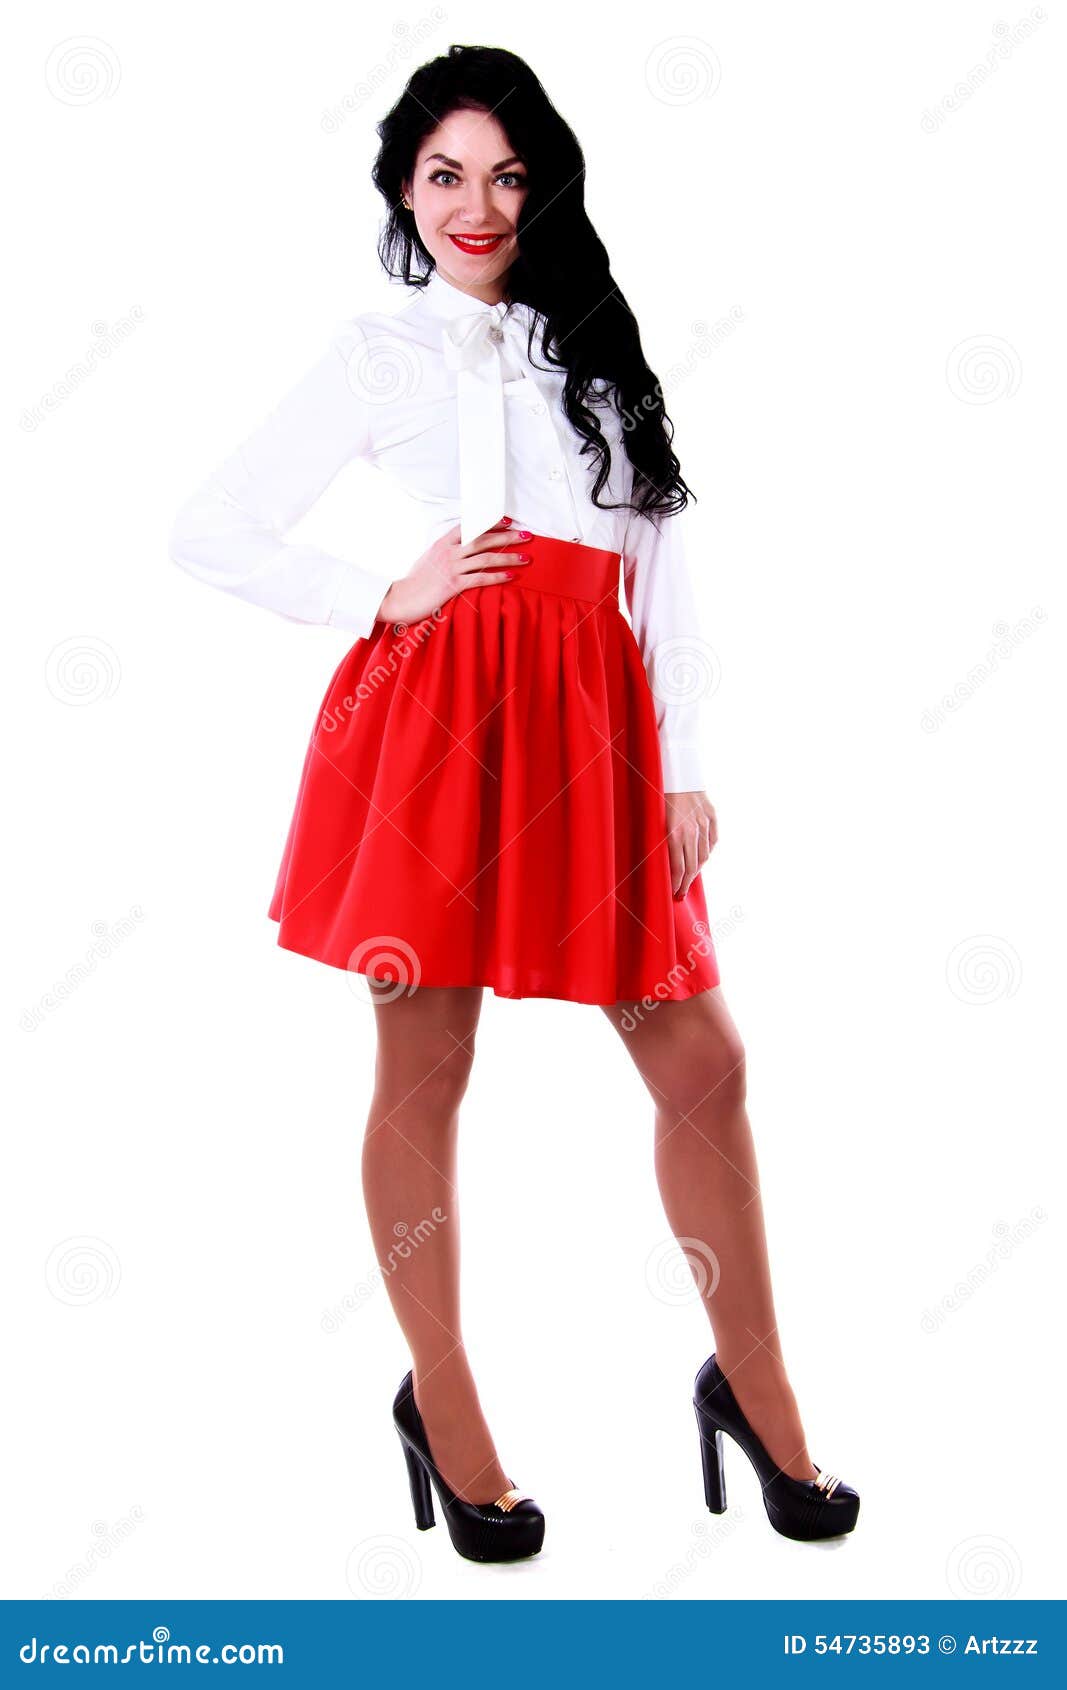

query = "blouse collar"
413;265;519;325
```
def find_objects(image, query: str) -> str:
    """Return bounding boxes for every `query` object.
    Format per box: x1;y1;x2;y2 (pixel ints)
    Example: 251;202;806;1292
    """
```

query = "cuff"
327;564;389;640
659;736;707;794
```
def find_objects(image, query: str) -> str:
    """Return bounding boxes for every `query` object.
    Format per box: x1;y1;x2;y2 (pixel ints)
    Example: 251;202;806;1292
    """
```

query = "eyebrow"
425;153;526;172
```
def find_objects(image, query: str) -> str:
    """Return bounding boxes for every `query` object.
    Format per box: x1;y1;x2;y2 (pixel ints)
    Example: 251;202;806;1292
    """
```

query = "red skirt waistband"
480;530;622;607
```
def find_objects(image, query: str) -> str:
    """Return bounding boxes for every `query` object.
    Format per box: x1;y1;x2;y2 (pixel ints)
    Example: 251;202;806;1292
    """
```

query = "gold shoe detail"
813;1468;841;1497
494;1486;531;1512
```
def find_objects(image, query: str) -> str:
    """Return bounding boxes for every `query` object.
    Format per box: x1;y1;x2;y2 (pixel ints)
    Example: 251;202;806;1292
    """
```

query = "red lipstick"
447;233;508;256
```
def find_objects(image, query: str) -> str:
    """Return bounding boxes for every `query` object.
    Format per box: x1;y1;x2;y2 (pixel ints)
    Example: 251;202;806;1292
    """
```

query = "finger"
689;827;703;882
671;823;695;896
675;829;699;899
472;530;532;555
668;832;685;896
457;550;531;576
460;568;524;589
473;517;533;550
454;521;517;558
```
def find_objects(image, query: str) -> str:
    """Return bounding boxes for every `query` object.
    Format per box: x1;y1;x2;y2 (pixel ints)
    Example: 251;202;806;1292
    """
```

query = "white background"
5;0;1063;1603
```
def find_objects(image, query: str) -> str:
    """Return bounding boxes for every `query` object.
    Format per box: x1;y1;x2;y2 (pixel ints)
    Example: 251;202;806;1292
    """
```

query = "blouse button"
549;467;564;481
487;324;504;343
532;401;547;415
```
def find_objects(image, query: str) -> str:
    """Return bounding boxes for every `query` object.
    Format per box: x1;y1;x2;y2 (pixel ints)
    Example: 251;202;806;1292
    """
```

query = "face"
403;108;528;303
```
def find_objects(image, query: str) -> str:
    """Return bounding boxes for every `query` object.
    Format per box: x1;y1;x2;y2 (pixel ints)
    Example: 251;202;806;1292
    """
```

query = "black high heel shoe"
393;1371;545;1563
694;1353;860;1542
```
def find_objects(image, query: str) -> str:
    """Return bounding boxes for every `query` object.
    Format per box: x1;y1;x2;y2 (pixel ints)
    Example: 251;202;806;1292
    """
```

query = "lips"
447;233;508;255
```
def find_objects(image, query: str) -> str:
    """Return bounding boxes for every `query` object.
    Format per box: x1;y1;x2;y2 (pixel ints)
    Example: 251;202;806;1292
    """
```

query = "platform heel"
392;1371;545;1564
695;1407;727;1513
693;1352;861;1542
397;1428;435;1530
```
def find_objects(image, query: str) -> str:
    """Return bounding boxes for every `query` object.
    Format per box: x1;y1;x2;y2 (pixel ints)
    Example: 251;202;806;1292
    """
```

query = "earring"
402;197;412;211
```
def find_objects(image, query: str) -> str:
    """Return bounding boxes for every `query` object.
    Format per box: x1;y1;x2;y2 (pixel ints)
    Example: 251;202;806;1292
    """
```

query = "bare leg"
601;985;817;1482
361;979;511;1505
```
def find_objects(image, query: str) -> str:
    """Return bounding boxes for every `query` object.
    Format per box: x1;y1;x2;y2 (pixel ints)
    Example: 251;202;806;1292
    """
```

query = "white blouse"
170;266;708;791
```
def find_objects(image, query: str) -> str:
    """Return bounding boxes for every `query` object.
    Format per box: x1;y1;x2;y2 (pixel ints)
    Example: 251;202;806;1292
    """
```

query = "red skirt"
267;532;720;1005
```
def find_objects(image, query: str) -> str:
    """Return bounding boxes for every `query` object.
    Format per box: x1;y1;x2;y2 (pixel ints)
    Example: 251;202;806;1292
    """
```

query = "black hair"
372;44;694;520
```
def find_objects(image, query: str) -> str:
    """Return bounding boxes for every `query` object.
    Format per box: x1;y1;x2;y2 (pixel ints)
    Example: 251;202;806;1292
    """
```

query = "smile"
447;233;508;254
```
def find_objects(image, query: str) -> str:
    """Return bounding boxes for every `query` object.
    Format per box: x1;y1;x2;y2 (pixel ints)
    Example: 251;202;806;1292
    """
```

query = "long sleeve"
169;319;389;638
622;479;709;793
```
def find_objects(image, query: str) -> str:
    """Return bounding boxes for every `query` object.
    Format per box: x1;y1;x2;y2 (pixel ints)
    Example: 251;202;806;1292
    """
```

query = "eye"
427;169;527;189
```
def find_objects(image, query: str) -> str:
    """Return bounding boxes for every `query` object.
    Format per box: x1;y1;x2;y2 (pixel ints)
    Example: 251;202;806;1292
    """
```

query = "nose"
458;186;496;225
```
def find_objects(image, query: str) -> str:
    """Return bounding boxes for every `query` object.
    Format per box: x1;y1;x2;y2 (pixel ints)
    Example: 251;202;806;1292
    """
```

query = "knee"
661;1027;748;1121
375;1036;476;1119
420;1039;477;1113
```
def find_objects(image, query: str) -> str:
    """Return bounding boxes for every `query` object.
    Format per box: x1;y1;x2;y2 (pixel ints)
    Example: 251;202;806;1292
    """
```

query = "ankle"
716;1347;791;1401
411;1352;479;1420
410;1362;510;1505
713;1352;815;1481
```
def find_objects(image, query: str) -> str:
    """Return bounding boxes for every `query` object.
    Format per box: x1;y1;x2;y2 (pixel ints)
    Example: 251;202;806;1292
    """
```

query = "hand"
665;790;717;900
376;518;533;625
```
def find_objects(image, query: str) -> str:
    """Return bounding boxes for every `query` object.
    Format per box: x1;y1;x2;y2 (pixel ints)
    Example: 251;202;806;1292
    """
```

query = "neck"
435;263;511;308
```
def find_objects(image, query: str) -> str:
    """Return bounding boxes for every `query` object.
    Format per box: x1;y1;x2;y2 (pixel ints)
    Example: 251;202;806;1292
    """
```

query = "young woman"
170;45;859;1562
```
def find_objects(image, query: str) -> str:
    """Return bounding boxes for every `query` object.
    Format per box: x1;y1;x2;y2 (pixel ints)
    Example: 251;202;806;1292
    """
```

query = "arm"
621;475;710;794
169;319;389;638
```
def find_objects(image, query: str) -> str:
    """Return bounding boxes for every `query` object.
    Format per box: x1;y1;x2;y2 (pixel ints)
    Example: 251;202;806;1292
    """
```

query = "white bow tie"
441;308;513;544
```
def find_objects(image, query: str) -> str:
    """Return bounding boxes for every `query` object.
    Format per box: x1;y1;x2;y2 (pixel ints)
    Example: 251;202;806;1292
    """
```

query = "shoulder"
330;281;442;348
322;293;434;402
328;304;410;353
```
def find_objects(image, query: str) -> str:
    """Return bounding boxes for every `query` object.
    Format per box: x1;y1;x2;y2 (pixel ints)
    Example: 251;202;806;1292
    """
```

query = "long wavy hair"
372;44;693;520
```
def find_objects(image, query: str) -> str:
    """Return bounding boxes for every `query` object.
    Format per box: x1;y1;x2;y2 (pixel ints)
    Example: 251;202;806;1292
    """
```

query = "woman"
170;44;859;1562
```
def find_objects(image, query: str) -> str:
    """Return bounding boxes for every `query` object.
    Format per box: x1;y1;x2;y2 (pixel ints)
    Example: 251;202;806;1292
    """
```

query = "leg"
361;979;511;1505
601;985;817;1482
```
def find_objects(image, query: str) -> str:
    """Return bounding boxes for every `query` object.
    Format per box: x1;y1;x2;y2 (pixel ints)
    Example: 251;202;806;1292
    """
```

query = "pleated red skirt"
267;531;720;1005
